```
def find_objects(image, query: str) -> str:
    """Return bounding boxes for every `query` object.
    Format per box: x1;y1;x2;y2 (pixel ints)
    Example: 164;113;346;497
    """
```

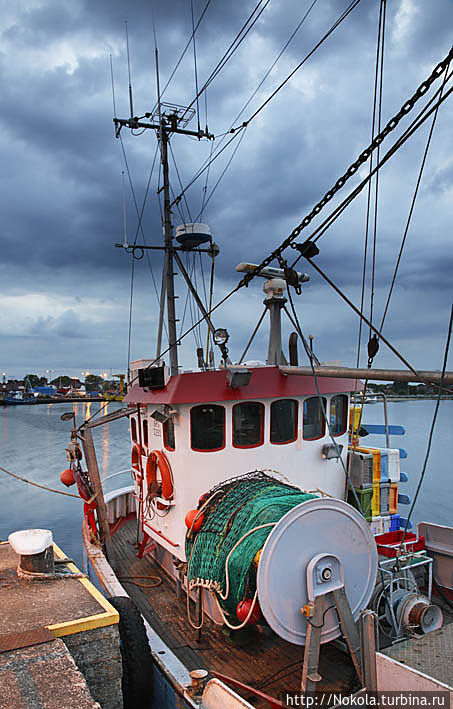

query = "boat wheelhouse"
125;363;356;562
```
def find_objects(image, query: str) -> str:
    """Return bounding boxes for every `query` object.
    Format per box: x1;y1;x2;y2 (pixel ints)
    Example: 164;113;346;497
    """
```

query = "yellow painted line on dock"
46;543;119;637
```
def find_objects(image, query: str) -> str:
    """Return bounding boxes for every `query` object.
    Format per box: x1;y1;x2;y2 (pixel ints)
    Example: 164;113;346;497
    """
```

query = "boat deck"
383;618;453;688
111;518;358;707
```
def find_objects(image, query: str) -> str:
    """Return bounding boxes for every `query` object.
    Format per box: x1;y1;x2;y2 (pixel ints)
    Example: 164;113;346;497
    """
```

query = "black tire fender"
109;596;154;709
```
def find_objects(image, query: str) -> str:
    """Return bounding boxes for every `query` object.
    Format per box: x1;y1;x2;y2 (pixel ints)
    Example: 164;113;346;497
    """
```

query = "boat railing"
101;468;134;493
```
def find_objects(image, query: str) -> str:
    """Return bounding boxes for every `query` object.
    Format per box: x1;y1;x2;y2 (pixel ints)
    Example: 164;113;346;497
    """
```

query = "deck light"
213;328;229;346
227;367;252;389
321;444;344;460
150;405;177;424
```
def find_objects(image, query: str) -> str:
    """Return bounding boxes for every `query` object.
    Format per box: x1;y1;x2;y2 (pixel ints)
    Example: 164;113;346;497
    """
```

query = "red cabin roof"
125;365;357;406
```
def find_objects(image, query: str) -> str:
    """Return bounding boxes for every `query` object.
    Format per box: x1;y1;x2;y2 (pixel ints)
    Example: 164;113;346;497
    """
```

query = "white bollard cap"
8;529;53;555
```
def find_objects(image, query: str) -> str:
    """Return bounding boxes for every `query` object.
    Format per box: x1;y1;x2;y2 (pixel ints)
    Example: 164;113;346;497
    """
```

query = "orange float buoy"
185;509;204;531
236;598;262;625
60;468;75;487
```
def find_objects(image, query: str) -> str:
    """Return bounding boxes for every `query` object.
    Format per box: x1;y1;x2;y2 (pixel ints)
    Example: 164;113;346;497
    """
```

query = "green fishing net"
185;471;317;617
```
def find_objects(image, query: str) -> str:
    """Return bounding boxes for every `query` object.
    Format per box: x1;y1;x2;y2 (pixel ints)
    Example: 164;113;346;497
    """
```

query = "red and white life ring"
145;449;174;501
131;443;144;481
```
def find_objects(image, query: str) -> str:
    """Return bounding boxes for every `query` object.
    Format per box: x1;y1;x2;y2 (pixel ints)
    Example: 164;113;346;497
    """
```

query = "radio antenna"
125;20;134;119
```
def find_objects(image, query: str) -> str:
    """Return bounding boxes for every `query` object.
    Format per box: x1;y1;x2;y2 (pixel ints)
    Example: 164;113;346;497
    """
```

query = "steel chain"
240;46;453;287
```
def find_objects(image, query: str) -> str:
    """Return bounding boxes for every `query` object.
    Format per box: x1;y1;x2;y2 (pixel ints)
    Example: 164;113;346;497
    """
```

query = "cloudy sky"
1;0;452;381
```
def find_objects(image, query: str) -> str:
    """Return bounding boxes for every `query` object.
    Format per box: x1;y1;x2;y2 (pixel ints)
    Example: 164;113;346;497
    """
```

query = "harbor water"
0;399;451;567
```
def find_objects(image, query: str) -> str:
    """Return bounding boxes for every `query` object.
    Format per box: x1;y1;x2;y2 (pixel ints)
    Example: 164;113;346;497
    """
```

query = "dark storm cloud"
0;0;452;377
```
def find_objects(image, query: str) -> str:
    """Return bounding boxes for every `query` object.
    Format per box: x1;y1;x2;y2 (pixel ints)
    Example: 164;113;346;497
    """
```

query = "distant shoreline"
365;395;453;401
0;396;108;407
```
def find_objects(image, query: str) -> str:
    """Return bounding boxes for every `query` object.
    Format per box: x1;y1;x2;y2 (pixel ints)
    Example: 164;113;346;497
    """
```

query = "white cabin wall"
131;395;349;562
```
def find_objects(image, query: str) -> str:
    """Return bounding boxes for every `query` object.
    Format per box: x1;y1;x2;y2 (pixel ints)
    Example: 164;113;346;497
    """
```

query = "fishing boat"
60;7;453;708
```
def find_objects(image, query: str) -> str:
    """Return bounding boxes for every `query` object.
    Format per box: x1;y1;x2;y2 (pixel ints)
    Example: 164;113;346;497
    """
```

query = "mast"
114;109;213;377
161;126;179;375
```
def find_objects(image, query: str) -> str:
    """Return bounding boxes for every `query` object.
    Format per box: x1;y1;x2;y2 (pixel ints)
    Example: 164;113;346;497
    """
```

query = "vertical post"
160;127;179;376
359;610;378;691
81;427;115;563
265;298;287;365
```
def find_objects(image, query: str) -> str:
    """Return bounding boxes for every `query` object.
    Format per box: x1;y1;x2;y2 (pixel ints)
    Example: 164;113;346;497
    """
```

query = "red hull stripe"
125;365;357;406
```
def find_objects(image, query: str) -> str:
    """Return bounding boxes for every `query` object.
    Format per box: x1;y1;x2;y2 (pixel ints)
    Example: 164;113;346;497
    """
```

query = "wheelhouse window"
191;405;225;451
142;420;149;448
163;418;175;451
303;397;326;440
330;395;348;436
270;399;298;444
233;402;264;448
131;417;137;443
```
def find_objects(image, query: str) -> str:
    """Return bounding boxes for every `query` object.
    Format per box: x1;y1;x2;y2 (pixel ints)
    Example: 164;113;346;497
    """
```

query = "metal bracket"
301;553;363;693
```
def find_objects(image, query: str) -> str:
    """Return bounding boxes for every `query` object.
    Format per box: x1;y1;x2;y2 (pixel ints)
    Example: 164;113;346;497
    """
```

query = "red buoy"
60;468;75;487
236;598;262;625
185;509;204;531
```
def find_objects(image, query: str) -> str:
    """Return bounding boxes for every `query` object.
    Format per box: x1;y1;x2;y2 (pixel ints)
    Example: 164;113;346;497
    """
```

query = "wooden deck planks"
111;519;357;706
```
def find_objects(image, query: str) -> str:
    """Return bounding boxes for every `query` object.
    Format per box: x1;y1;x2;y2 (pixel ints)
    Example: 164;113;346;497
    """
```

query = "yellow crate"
349;405;362;434
389;482;398;515
372;482;380;517
356;447;381;483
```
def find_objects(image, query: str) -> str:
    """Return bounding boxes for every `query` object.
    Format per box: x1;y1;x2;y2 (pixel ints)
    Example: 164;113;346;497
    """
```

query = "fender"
145;449;174;501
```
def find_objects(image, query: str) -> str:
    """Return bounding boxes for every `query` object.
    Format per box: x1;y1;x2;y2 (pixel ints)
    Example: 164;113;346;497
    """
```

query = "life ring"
145;449;174;501
131;443;144;481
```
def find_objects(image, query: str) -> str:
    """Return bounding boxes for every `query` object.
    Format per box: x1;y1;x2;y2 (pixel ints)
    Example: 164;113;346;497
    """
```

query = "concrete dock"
0;538;122;708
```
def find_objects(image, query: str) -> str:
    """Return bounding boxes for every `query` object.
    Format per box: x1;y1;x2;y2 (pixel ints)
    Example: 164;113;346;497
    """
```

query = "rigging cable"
175;0;358;210
353;0;387;427
287;69;453;257
184;0;271;115
194;125;248;219
211;0;320;160
379;60;451;334
199;138;214;220
119;136;164;325
369;0;387;348
239;46;453;289
284;281;362;510
169;141;193;222
301;255;452;393
126;256;135;384
233;0;361;131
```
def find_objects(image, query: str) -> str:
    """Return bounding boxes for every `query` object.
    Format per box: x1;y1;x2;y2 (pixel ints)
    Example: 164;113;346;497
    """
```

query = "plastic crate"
387;448;401;482
389;482;398;515
375;530;425;558
381;515;391;533
347;485;372;521
380;451;388;481
348;450;373;487
370;516;383;535
371;482;380;517
390;514;400;531
356;447;381;482
379;482;390;515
